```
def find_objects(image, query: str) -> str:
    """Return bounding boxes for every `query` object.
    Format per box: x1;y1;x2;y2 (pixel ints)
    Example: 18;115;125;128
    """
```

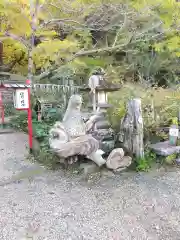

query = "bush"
4;103;16;116
108;83;180;139
9;110;60;168
135;150;156;172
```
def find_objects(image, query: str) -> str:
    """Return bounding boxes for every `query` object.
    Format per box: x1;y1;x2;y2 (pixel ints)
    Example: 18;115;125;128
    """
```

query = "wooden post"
119;98;144;158
26;80;33;153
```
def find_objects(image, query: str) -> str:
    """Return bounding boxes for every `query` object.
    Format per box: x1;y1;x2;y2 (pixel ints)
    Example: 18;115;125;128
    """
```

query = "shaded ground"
0;131;180;240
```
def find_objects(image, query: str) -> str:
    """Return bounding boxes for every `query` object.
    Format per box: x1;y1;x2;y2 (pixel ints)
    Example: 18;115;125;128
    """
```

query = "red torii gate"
0;77;33;153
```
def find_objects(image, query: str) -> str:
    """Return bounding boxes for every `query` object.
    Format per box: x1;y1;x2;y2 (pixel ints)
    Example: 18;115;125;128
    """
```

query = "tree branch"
35;27;167;82
112;13;127;47
38;18;90;30
0;32;30;48
34;40;133;81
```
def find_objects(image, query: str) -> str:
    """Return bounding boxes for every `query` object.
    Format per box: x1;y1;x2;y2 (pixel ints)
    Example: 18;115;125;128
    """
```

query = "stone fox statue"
49;95;132;170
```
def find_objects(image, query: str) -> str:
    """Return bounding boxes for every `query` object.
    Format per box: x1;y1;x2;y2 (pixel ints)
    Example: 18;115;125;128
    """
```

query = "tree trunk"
0;42;3;66
28;0;39;83
119;98;144;158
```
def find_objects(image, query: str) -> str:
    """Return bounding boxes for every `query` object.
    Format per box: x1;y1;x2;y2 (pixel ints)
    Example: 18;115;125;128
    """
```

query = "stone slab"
149;141;180;156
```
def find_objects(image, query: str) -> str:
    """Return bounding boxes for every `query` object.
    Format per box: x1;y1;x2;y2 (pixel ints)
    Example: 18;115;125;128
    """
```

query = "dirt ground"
0;131;180;240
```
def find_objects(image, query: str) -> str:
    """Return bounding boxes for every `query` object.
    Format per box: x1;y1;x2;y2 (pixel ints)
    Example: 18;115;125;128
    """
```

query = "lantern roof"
79;81;121;92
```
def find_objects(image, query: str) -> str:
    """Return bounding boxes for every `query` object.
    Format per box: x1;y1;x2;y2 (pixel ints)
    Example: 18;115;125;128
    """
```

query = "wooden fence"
32;84;80;109
1;84;80;116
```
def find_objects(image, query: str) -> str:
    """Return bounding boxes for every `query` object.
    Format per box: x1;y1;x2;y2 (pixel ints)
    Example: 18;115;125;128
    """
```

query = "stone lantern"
79;68;121;154
80;68;120;111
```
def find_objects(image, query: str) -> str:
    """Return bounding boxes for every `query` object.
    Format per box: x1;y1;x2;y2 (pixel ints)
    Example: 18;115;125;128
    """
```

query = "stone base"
149;141;180;156
82;110;116;155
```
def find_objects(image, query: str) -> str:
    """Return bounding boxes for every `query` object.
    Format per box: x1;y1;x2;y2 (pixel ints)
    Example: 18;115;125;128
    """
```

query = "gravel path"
0;131;180;240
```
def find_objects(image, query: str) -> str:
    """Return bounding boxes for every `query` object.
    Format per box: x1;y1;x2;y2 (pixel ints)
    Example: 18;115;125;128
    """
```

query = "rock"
106;148;132;170
149;141;180;156
100;140;115;153
79;162;99;176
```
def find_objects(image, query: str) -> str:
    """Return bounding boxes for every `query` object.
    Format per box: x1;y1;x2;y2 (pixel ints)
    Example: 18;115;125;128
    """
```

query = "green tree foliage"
0;0;179;86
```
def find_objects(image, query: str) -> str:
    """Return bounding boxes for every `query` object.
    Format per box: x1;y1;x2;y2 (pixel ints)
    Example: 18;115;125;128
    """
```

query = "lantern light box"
14;89;29;110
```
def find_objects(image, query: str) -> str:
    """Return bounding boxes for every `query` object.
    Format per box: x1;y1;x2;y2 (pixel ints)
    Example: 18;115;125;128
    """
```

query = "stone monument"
49;94;132;170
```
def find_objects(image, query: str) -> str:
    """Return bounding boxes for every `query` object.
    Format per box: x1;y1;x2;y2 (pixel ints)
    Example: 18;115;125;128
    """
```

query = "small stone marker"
169;117;179;145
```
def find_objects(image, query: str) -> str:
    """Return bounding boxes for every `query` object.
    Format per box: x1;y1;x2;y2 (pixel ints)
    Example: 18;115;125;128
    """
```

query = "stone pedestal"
86;110;115;154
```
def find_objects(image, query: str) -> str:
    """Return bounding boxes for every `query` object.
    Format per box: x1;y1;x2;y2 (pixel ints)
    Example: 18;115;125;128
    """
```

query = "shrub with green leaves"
9;108;60;144
108;83;180;141
135;150;156;172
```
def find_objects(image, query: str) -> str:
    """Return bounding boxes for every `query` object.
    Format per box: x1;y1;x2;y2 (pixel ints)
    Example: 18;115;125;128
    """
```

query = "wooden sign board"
14;89;29;109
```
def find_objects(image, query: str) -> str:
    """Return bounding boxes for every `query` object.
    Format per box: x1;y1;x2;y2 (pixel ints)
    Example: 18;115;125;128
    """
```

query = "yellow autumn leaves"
0;0;179;75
